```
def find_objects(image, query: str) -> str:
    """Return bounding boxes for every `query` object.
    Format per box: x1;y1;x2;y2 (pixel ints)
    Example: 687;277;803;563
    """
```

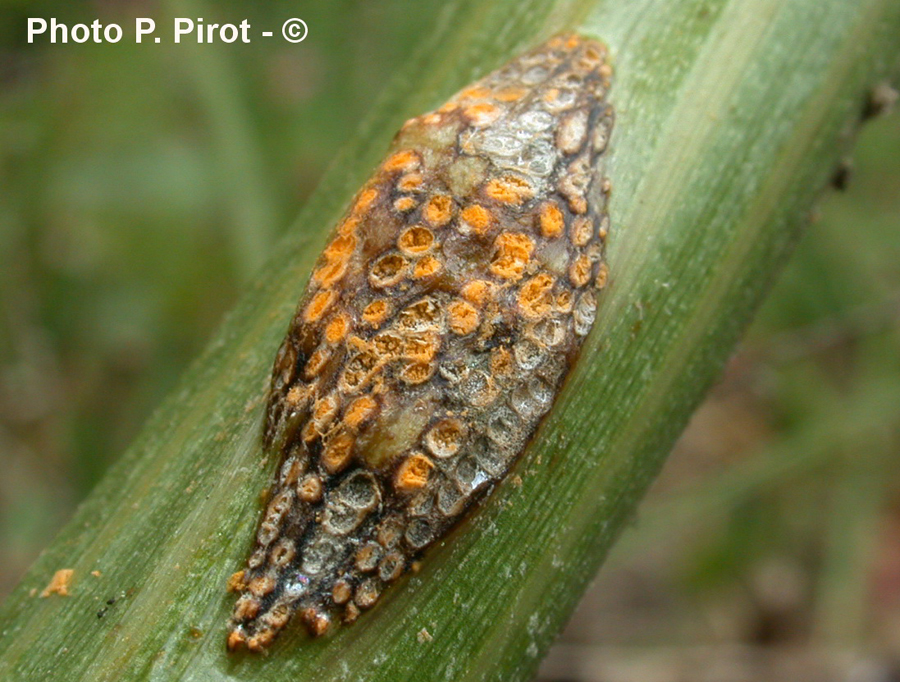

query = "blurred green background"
1;2;898;680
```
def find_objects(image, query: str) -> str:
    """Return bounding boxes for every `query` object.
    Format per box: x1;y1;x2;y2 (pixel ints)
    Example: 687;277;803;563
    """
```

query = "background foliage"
1;1;899;680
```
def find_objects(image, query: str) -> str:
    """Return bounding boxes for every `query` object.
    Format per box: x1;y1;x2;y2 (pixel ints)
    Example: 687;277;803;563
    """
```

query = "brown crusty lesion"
227;32;614;652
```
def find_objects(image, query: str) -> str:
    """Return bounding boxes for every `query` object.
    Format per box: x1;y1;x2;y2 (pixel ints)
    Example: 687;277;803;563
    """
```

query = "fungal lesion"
227;32;614;652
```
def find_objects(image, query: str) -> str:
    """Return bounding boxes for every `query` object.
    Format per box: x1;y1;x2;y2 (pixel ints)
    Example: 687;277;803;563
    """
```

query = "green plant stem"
1;0;898;680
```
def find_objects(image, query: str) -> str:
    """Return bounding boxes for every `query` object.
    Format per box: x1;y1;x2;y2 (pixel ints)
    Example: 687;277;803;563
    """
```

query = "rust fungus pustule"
228;32;615;651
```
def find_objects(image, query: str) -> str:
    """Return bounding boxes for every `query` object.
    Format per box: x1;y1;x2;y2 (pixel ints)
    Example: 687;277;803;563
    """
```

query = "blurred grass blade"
812;446;892;645
612;378;900;561
163;0;281;280
1;0;899;681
